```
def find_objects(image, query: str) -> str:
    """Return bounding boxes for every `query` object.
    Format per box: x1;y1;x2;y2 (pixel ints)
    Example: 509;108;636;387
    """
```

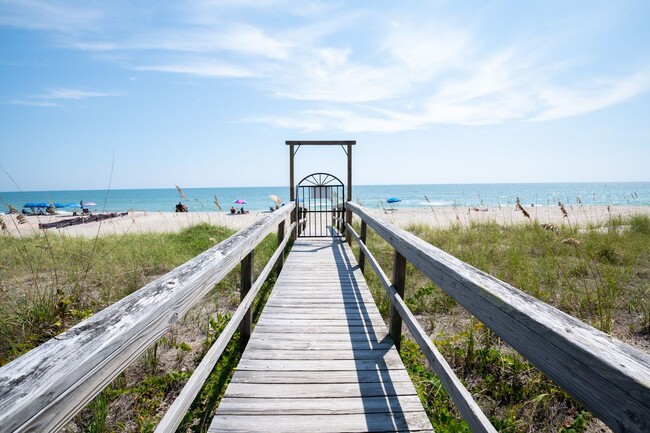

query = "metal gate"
296;173;345;237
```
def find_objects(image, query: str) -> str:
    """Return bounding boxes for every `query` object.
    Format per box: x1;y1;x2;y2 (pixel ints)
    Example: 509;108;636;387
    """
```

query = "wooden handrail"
155;221;296;433
345;223;497;433
0;203;295;433
346;201;650;433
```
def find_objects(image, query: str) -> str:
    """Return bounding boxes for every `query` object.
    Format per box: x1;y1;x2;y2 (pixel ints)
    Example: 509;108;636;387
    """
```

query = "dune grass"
0;223;236;365
353;214;649;432
2;214;648;432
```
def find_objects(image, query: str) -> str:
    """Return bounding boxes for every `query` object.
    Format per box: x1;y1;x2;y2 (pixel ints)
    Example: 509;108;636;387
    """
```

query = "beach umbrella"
23;202;49;208
65;202;82;208
232;199;248;205
268;194;281;204
386;197;401;203
84;202;98;207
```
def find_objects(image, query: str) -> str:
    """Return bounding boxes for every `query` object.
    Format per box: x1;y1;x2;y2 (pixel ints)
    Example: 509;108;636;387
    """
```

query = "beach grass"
352;214;649;432
0;223;236;365
2;214;648;432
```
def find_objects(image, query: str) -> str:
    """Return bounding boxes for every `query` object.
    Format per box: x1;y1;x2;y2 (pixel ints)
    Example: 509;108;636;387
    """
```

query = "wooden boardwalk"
210;236;434;432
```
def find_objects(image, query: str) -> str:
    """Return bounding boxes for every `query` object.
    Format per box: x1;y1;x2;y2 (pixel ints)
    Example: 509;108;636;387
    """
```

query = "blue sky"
1;0;649;192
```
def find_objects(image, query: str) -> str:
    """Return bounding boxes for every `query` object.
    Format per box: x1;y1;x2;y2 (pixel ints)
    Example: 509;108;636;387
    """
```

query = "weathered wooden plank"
243;348;401;361
216;395;427;415
254;310;384;320
250;325;386;335
236;357;406;371
245;339;394;352
223;381;419;398
249;331;389;343
255;318;387;329
209;413;433;433
0;204;295;433
347;201;650;433
230;369;414;385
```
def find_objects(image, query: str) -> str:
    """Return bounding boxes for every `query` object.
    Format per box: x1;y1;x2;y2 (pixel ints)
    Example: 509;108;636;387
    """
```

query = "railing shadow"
328;229;408;431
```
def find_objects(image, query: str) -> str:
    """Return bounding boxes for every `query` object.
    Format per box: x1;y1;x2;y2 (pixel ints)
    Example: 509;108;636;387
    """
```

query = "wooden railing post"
277;220;285;273
358;220;367;274
336;207;340;233
345;208;352;245
291;202;297;240
240;250;254;352
389;250;406;352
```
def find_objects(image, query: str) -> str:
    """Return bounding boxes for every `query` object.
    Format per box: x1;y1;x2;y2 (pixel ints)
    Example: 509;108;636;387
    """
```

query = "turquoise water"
1;182;648;213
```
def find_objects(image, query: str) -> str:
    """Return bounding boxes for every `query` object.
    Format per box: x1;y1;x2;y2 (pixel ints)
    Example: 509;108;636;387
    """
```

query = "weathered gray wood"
231;369;414;384
209;413;433;433
276;219;285;273
211;237;433;432
359;219;367;273
347;202;650;433
389;250;406;352
243;348;403;361
216;395;427;415
154;221;296;433
0;204;295;433
245;339;394;352
347;222;497;433
240;250;254;352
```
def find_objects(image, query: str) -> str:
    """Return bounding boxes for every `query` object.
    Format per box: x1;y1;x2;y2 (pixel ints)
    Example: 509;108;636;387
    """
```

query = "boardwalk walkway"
210;236;434;432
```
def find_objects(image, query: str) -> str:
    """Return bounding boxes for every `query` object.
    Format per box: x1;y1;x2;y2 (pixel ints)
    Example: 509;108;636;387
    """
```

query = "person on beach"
230;206;237;214
175;202;188;212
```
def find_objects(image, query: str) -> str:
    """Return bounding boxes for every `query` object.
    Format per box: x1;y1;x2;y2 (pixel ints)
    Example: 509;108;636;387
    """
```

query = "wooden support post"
358;220;367;274
239;250;254;352
289;144;295;202
345;208;352;245
389;250;406;352
277;220;285;273
346;142;353;245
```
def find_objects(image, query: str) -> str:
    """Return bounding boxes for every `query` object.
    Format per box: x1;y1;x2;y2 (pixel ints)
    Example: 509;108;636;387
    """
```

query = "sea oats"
540;223;560;235
561;238;581;247
175;185;187;199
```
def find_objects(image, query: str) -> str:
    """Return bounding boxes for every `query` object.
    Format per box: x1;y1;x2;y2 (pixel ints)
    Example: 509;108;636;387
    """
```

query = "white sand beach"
2;205;649;238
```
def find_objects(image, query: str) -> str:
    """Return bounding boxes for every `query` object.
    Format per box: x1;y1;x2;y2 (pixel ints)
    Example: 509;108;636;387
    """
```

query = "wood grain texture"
347;201;650;433
0;204;295;433
210;237;433;432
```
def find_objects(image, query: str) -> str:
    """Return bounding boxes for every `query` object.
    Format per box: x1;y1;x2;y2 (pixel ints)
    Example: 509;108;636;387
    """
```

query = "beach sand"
2;205;649;238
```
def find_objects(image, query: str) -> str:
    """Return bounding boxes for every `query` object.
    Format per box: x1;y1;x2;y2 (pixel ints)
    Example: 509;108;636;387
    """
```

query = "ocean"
1;182;649;213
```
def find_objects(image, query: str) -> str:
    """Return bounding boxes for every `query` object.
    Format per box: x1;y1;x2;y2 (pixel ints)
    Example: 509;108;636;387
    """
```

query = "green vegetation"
0;223;235;365
2;214;648;432
354;214;649;432
0;223;282;432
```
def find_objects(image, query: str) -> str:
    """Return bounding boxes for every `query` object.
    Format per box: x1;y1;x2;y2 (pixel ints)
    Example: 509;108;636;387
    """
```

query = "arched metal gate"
296;173;345;237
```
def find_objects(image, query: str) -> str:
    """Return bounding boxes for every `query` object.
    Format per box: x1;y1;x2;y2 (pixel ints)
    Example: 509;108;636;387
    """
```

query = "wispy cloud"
134;62;257;78
2;1;649;130
39;89;120;100
5;88;120;108
0;0;103;32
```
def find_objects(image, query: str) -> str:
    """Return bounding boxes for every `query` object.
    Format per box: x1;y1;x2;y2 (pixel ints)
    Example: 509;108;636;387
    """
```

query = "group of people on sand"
175;202;188;212
230;206;249;214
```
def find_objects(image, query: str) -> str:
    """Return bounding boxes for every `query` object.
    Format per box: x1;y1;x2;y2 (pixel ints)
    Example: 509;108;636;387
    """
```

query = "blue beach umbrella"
23;202;50;208
386;197;401;204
